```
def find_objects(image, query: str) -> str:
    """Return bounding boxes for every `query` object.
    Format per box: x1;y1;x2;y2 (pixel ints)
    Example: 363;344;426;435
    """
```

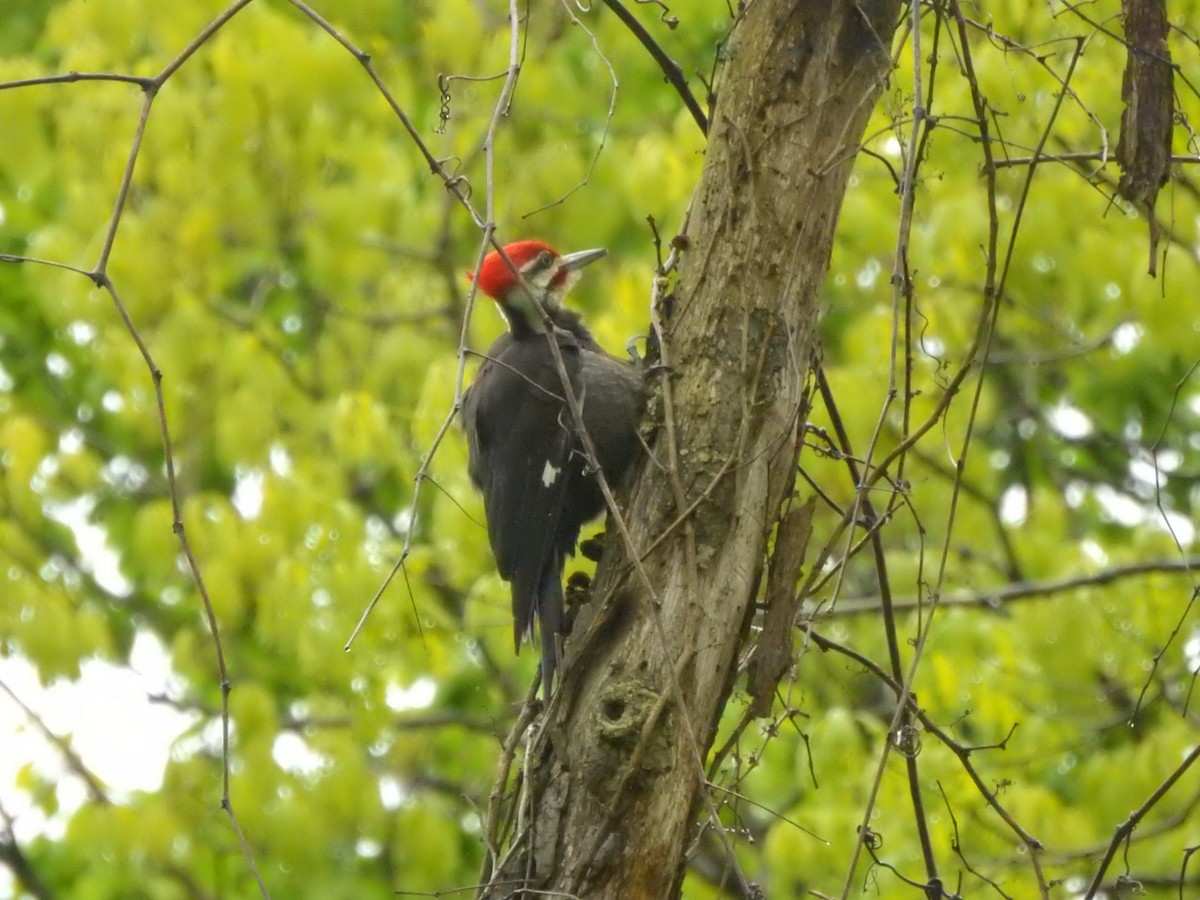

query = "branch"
0;679;109;806
1083;742;1200;898
828;559;1200;616
0;799;53;900
0;71;153;91
808;630;1043;853
991;151;1200;169
600;0;708;135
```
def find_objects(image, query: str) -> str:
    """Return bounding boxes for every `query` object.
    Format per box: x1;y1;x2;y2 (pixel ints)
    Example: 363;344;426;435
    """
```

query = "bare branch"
600;0;708;135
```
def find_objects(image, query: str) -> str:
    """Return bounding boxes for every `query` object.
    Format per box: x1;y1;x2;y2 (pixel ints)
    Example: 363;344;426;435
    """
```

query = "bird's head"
469;240;606;332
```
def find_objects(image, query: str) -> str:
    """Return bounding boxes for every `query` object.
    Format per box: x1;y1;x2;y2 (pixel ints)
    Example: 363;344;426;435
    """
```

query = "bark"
1116;0;1173;274
484;1;901;896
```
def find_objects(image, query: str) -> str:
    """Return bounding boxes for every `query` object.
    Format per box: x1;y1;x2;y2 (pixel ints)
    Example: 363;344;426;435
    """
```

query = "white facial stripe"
541;460;560;488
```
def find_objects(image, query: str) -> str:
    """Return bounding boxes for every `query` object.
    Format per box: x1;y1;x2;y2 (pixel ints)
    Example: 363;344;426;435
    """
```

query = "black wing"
462;332;580;649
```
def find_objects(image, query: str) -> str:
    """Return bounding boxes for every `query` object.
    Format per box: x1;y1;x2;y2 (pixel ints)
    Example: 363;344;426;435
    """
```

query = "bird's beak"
559;248;607;272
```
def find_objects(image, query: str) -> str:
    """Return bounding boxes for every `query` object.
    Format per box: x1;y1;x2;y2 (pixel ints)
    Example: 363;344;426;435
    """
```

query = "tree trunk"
486;1;901;896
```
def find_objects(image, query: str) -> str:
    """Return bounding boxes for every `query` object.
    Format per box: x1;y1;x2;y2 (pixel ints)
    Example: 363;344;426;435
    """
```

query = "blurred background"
2;0;1199;896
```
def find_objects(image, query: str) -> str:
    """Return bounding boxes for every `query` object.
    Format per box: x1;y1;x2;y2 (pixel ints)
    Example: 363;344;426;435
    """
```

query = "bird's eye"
537;251;554;268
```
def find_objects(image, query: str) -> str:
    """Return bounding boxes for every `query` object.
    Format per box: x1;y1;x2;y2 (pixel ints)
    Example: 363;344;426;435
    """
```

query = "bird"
462;239;643;694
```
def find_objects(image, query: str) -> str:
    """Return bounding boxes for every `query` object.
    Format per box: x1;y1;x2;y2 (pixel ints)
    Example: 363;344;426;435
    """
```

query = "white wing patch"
541;460;560;488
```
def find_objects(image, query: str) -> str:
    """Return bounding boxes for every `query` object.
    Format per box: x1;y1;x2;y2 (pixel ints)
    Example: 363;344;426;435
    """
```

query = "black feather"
462;309;642;692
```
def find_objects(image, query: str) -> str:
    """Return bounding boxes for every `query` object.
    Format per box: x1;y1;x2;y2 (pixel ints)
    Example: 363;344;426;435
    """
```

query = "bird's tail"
536;554;565;695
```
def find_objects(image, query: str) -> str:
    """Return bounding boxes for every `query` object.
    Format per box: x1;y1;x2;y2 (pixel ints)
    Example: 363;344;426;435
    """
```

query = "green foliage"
2;0;1200;897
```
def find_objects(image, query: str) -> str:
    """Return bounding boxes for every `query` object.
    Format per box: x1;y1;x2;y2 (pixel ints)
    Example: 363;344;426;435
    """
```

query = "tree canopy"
2;0;1200;897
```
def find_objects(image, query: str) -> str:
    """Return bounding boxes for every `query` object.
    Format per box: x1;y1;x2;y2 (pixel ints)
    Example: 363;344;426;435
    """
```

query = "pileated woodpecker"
462;240;643;693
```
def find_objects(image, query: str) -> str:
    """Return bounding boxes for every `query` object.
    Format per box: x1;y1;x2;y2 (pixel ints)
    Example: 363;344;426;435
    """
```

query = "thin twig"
522;4;620;219
325;0;525;648
830;559;1200;616
809;630;1042;851
0;679;110;805
837;1;942;890
600;0;708;135
992;151;1200;169
1083;742;1200;898
284;0;483;228
0;71;154;91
